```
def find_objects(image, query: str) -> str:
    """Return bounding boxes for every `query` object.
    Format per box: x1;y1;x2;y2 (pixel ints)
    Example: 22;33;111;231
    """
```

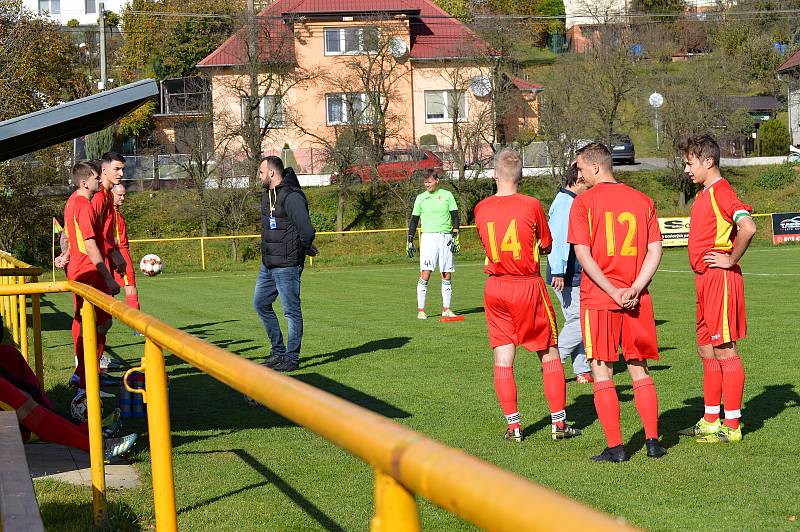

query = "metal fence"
118;143;554;188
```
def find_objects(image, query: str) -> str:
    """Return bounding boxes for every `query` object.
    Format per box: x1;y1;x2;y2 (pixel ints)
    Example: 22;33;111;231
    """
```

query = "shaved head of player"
575;142;613;188
568;142;666;462
473;148;582;443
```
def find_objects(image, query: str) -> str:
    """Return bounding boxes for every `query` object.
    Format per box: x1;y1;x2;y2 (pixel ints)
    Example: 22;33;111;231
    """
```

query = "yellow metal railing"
0;251;45;386
130;214;775;272
1;269;634;531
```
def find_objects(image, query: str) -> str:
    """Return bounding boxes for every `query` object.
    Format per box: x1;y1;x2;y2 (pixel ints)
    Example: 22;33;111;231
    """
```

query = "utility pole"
99;1;107;91
246;0;261;184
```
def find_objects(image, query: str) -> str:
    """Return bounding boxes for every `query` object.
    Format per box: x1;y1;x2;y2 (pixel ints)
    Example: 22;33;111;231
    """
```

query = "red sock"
21;404;90;452
720;356;745;429
702;358;722;422
71;319;81;367
542;359;567;428
633;377;659;440
493;365;520;430
593;380;622;447
96;332;106;362
125;293;140;310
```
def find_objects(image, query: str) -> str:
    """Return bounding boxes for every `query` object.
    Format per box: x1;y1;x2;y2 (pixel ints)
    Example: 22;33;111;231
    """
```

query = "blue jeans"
253;264;304;363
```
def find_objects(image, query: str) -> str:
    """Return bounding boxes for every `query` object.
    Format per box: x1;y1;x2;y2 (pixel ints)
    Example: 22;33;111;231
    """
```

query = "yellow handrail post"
143;339;178;532
31;275;43;388
18;275;29;362
9;276;19;346
371;468;420;532
1;272;7;322
81;301;107;525
200;237;205;271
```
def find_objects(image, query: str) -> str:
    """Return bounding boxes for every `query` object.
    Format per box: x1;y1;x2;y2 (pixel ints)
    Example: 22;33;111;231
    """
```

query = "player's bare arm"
628;240;663;300
573;244;628;308
703;216;756;269
83;238;120;295
550;276;564;291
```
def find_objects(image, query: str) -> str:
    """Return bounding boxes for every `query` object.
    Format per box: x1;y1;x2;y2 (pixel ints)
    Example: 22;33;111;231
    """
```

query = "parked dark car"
333;149;444;183
610;134;635;165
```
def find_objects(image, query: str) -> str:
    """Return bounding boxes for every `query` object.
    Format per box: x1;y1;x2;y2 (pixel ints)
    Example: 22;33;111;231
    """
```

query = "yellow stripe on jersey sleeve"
709;188;734;252
73;216;87;254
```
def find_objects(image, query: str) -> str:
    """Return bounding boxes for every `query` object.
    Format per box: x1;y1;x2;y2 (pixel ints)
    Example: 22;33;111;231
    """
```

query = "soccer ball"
139;254;163;276
70;392;103;423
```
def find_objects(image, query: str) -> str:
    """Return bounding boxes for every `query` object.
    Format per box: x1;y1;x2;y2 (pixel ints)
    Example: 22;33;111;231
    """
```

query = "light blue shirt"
547;188;582;285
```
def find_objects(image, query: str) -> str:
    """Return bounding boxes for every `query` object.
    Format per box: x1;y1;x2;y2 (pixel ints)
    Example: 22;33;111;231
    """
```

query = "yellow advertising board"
658;217;690;247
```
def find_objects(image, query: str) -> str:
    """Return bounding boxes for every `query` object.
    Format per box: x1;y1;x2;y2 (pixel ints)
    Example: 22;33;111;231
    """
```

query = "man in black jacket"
254;155;316;372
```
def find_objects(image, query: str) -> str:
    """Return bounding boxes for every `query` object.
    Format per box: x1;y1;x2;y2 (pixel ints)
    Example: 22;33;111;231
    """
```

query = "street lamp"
649;92;664;150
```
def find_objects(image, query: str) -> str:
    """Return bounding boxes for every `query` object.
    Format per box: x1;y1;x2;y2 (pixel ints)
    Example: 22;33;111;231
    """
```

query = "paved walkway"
25;443;140;489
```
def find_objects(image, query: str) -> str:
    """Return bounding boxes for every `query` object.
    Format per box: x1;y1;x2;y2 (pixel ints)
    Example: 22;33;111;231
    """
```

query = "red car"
334;149;444;183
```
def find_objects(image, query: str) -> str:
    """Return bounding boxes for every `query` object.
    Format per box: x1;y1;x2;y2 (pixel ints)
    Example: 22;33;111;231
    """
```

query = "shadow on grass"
453;306;484;316
167;372;411;444
654;383;800;451
38;294;74;333
37;498;141;531
301;337;411;369
179;449;345;531
522;385;633;439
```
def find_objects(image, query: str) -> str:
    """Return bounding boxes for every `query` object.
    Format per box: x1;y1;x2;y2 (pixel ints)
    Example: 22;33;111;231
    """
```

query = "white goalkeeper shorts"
419;232;455;273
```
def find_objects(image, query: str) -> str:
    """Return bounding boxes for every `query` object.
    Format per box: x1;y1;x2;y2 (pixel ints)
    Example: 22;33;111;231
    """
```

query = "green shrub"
419;134;438;146
753;164;797;188
759;119;790;156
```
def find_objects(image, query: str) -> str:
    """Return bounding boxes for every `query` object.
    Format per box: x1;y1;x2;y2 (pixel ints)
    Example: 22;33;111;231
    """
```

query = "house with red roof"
197;0;543;168
777;49;800;145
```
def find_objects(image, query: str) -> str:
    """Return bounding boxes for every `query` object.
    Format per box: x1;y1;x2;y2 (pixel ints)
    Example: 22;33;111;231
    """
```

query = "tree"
120;0;241;80
581;25;638;146
759;119;790;156
654;60;730;207
538;56;594;183
724;108;755;157
85;126;115;159
0;0;87;121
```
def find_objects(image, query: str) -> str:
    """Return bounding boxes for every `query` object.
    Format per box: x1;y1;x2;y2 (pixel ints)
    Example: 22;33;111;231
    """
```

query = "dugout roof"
0;79;158;163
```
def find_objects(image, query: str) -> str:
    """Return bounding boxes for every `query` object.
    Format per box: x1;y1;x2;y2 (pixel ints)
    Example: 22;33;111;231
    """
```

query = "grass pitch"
33;246;800;531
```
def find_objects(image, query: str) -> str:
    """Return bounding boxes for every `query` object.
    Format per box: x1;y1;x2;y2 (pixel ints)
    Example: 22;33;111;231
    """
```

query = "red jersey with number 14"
64;191;100;281
568;182;662;309
474;193;552;277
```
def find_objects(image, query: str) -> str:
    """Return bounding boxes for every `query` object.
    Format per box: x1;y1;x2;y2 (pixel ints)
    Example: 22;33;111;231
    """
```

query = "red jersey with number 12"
568;182;662;309
475;193;552;277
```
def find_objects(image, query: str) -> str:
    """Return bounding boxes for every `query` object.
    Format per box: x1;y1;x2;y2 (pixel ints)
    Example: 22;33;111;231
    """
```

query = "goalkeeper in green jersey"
407;172;460;319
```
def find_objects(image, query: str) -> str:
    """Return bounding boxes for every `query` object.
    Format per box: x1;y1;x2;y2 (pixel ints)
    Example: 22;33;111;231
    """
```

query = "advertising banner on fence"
771;212;800;244
658;217;690;247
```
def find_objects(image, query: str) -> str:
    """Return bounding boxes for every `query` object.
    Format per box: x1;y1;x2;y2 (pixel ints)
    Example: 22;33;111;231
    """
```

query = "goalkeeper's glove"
450;231;461;255
407;238;415;258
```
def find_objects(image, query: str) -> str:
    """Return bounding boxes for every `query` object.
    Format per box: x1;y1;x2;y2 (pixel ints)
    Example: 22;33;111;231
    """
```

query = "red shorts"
484;275;558;352
695;266;746;347
71;271;111;326
580;292;659;362
113;248;136;287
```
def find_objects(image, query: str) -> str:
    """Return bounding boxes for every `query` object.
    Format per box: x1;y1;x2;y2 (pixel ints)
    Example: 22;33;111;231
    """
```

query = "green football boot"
678;418;721;436
696;423;743;443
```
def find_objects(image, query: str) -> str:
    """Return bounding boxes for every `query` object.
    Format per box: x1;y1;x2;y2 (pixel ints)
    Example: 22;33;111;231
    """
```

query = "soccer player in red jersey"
111;184;141;311
92;153;128;275
677;135;755;443
64;163;120;397
568;143;666;462
474;149;581;443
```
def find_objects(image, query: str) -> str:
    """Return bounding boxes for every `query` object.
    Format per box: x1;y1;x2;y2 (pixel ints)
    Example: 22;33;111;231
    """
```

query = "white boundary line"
657;269;800;277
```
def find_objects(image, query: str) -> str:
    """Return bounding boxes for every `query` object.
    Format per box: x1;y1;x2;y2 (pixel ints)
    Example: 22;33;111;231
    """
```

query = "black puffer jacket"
260;168;316;268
